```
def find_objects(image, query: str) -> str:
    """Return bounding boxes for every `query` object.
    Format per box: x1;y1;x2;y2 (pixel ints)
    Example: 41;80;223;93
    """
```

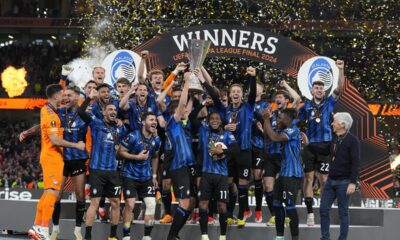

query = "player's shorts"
227;154;236;178
198;173;228;203
122;177;155;200
263;153;282;178
189;165;198;178
89;169;121;198
273;176;301;207
236;149;252;180
170;167;196;199
41;160;64;191
303;142;331;174
252;147;265;169
63;159;86;177
162;150;173;179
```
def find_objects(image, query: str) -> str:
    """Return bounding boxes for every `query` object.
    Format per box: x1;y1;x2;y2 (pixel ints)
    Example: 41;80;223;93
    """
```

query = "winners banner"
133;24;316;77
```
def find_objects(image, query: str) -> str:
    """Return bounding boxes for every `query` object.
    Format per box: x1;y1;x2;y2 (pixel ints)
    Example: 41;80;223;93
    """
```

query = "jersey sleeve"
128;101;136;110
282;128;297;141
328;95;336;106
42;110;61;135
298;101;307;121
225;131;236;146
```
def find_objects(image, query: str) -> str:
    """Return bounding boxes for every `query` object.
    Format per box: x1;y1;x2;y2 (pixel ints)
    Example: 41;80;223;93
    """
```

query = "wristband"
152;174;157;179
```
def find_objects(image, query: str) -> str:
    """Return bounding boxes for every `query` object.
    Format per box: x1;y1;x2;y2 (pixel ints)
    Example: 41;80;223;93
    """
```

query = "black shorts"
252;147;265;169
162;150;173;179
189;165;198;178
303;142;331;174
236;150;252;180
122;177;155;199
273;176;301;207
89;169;121;198
63;159;86;177
227;154;236;178
263;153;282;178
198;173;228;203
170;167;196;199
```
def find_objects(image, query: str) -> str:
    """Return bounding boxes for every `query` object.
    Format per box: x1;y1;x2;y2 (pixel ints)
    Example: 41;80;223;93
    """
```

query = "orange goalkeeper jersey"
39;104;63;164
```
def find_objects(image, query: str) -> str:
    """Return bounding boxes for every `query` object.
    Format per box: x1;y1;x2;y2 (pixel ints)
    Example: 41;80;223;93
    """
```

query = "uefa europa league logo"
188;39;211;93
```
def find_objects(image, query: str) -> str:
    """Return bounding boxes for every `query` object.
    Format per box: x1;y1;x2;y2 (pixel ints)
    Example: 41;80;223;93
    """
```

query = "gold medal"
316;117;321;123
114;145;118;151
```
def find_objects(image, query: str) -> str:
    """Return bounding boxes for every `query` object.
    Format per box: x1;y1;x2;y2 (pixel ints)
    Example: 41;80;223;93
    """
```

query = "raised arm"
262;109;289;142
173;72;190;121
137;50;149;84
157;80;175;112
247;67;257;105
163;62;186;95
280;80;301;108
119;85;136;111
200;66;213;85
333;60;345;100
194;68;223;110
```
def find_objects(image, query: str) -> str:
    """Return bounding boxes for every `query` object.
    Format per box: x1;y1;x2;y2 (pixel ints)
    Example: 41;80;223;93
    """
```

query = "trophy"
188;39;211;93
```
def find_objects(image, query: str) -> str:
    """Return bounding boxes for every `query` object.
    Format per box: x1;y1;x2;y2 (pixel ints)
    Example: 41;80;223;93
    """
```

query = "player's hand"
246;66;256;77
141;50;149;59
256;121;263;132
152;177;158;189
136;150;149;160
61;65;73;76
336;59;344;70
210;145;223;156
115;119;123;127
19;131;28;142
279;80;288;88
175;62;187;72
262;108;272;119
346;183;356;195
193;67;205;83
76;141;86;151
301;132;309;145
89;89;98;99
202;98;213;106
224;123;236;132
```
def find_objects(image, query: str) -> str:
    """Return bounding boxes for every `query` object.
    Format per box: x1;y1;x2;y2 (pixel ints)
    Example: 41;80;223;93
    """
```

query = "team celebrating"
20;50;352;240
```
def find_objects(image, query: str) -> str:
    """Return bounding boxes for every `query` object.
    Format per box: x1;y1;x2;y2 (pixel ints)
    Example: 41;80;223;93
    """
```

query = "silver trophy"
188;39;211;93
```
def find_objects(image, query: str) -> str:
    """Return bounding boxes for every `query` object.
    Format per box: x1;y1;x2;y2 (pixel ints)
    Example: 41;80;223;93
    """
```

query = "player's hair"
207;111;224;124
281;108;298;121
92;66;105;72
229;83;243;93
219;89;228;97
104;102;116;109
45;84;63;98
96;83;111;91
141;112;157;121
312;80;325;87
256;81;264;89
84;80;96;88
66;85;81;95
275;90;291;100
149;69;165;80
167;100;179;115
171;86;182;94
114;77;130;87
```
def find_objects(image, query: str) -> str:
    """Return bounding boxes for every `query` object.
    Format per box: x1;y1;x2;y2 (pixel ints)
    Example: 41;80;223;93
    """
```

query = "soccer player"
263;80;300;226
195;111;239;240
92;66;106;85
166;72;196;240
224;66;257;227
83;80;97;99
78;93;127;240
114;77;131;99
50;86;89;240
298;60;345;225
90;83;120;120
251;81;270;223
118;112;161;240
263;108;303;240
27;84;85;240
119;82;166;130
